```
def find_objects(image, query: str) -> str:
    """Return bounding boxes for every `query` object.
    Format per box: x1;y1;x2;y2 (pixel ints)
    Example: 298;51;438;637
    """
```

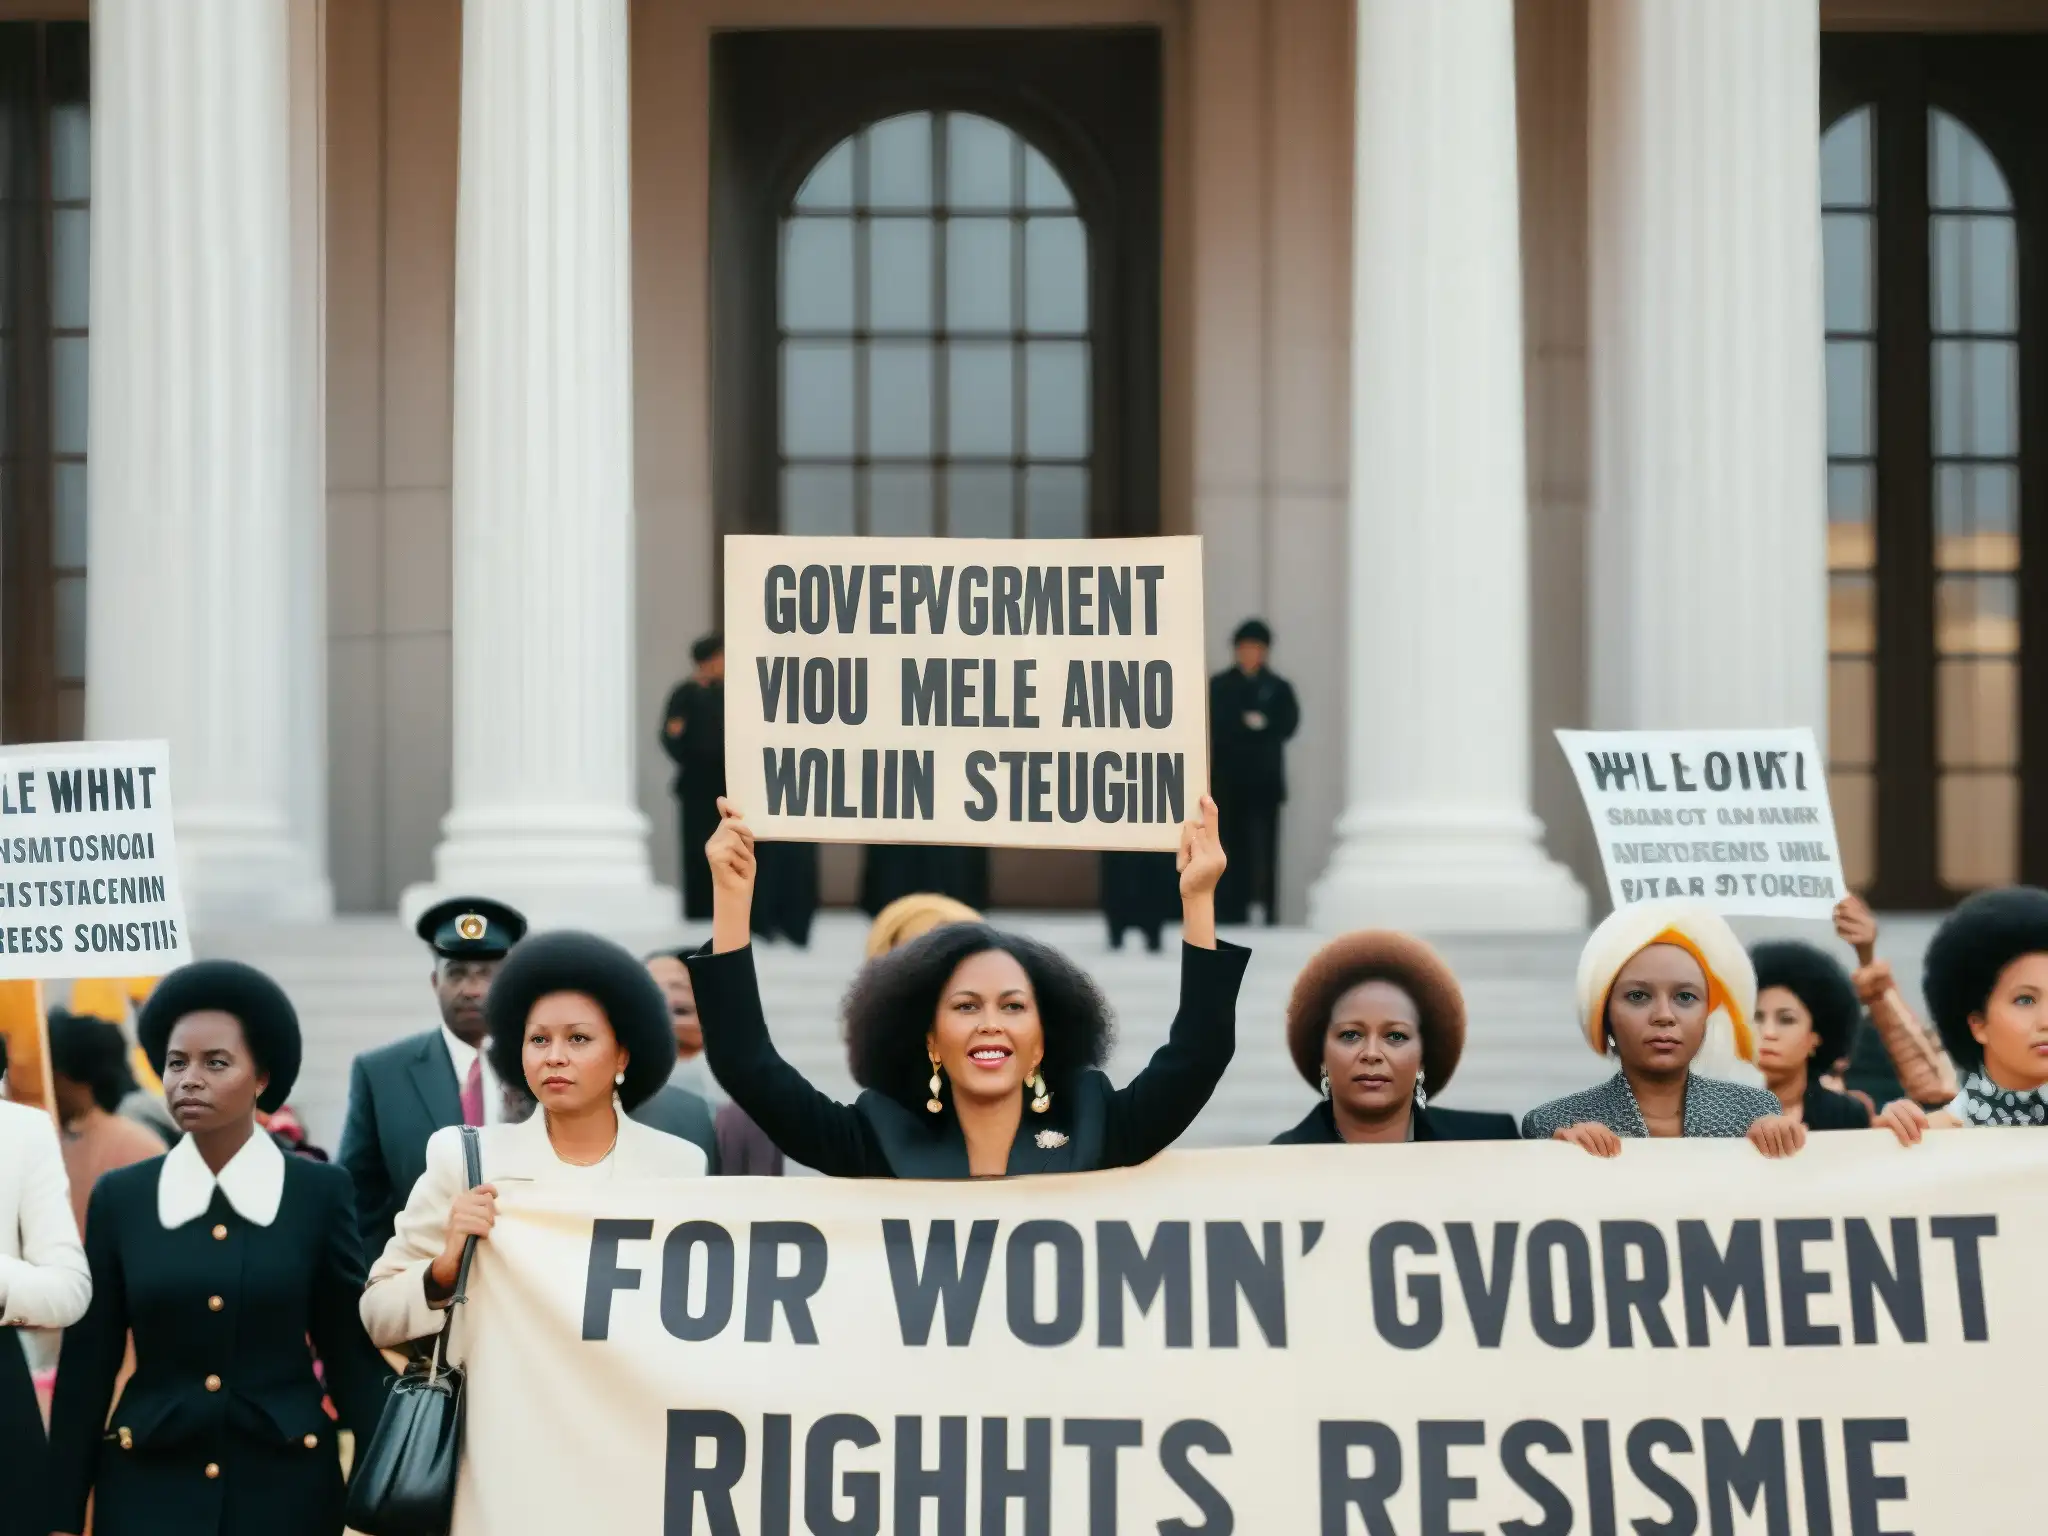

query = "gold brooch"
1035;1129;1068;1150
456;913;486;941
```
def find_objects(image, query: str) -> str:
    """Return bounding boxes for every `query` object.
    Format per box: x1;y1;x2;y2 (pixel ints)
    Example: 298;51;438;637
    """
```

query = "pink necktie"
461;1056;485;1128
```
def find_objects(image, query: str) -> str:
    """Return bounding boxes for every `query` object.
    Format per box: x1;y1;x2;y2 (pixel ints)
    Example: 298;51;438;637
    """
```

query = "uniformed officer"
335;896;527;1260
46;960;392;1536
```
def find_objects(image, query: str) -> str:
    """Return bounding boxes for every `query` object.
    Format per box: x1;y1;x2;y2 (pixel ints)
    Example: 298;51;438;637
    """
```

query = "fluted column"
86;0;332;924
409;0;673;928
1588;0;1827;731
1309;0;1585;934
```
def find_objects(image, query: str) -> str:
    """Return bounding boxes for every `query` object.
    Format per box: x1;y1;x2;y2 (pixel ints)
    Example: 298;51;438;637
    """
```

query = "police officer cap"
1232;618;1273;647
138;960;302;1113
415;896;527;961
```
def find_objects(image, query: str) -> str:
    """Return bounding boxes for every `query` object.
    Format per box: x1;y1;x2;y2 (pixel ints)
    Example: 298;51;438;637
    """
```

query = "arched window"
777;111;1091;540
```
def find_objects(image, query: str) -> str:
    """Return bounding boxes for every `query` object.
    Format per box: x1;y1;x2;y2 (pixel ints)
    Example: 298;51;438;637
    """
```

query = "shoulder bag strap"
427;1126;484;1380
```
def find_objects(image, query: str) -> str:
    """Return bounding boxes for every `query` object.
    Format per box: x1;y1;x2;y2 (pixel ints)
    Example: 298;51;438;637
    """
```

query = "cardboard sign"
0;739;194;979
724;535;1209;850
1556;728;1848;918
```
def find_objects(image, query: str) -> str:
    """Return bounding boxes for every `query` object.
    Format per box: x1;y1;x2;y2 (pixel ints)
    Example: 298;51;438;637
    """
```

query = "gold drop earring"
926;1055;944;1114
1029;1068;1051;1114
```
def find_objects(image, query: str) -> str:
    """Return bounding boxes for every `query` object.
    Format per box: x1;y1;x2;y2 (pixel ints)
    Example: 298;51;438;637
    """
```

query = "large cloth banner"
723;534;1209;850
458;1136;2047;1533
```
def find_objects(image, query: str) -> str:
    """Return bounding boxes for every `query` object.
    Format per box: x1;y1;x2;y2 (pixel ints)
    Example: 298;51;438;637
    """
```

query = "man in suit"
1209;618;1301;925
335;896;527;1262
661;634;726;922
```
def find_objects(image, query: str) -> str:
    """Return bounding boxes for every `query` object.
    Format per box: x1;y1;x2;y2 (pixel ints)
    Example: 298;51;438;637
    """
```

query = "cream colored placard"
449;1134;2048;1534
723;535;1209;850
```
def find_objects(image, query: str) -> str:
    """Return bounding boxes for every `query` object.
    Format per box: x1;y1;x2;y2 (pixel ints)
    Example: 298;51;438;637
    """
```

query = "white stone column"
1310;0;1586;934
1587;0;1827;731
408;0;673;928
86;0;333;924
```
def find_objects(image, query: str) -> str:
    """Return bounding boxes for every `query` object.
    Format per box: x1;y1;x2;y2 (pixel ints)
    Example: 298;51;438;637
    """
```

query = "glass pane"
51;337;87;454
52;461;86;569
783;342;855;457
49;100;88;201
1828;657;1875;765
782;466;856;535
1025;217;1087;333
1023;144;1074;210
783;219;855;331
1939;773;2018;888
1823;213;1873;333
866;342;933;457
794;138;855;210
1827;464;1875;568
1025;341;1088;457
1828;574;1874;654
868;218;934;331
1831;770;1876;890
1931;215;2015;334
868;466;935;536
1025;466;1088;539
1939;658;2017;768
51;208;88;330
1932;340;2017;456
868;114;933;211
1930;109;2011;212
54;575;85;680
1935;463;2018;570
947;465;1013;538
1825;341;1873;456
947;114;1016;209
947;342;1013;456
946;219;1013;331
1936;573;2018;655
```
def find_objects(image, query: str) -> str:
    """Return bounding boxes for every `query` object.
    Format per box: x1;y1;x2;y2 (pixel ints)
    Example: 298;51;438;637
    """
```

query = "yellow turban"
1574;902;1757;1064
864;894;984;959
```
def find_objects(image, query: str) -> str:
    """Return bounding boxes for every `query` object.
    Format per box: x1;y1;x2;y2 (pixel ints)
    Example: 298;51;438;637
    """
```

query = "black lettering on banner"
1136;565;1164;634
1065;565;1094;636
1446;1222;1517;1348
1679;1219;1770;1346
1418;1421;1484;1536
994;566;1024;635
1843;1419;1911;1535
1581;1420;1619;1536
745;1222;827;1345
1205;1222;1286;1347
583;1218;654;1340
1318;1421;1400;1536
981;1418;1051;1536
1064;1419;1143;1536
1599;1221;1676;1349
964;754;998;823
1369;1222;1441;1350
1096;1220;1194;1348
1796;1420;1833;1535
884;1219;996;1346
1774;1219;1839;1347
893;1415;967;1536
807;1415;881;1536
765;565;797;633
1526;1221;1595;1348
1099;566;1131;634
1703;1419;1789;1536
663;1408;746;1536
1006;1220;1084;1347
660;1222;736;1342
1845;1217;1927;1345
1625;1420;1697;1536
762;1415;794;1536
1930;1214;1996;1341
960;567;989;635
1158;1419;1234;1536
1499;1420;1573;1536
869;564;897;635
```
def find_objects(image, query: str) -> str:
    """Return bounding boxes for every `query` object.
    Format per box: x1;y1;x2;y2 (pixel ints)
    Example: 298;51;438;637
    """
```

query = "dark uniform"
1209;648;1300;926
752;841;821;947
660;672;725;921
1100;851;1179;952
335;897;526;1261
860;844;989;916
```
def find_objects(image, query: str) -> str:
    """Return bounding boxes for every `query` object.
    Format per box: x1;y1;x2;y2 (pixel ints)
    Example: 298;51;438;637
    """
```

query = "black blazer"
336;1029;466;1261
690;941;1250;1177
1271;1100;1521;1145
46;1155;393;1536
1804;1082;1875;1131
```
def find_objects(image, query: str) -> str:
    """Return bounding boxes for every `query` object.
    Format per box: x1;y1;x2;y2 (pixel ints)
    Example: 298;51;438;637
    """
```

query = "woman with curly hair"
1748;942;1875;1129
1271;932;1516;1144
1880;886;2048;1143
691;796;1243;1178
47;1008;166;1231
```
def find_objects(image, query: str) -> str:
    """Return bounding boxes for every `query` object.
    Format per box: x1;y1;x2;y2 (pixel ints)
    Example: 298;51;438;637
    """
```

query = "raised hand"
708;799;757;953
1177;794;1226;899
1833;894;1878;965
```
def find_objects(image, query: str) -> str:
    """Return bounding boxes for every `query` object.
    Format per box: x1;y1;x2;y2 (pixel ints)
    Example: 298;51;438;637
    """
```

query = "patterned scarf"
1955;1069;2048;1127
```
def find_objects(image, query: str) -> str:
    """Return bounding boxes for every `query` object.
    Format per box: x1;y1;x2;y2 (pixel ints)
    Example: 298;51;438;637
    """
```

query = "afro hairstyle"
842;922;1114;1112
48;1007;139;1113
1750;940;1863;1084
1921;885;2048;1070
485;929;677;1110
138;960;302;1113
1284;931;1466;1096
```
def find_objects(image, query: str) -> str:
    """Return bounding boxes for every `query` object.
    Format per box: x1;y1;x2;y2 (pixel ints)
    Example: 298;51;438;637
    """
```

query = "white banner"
448;1135;2048;1534
1556;728;1848;918
0;739;192;979
723;535;1209;850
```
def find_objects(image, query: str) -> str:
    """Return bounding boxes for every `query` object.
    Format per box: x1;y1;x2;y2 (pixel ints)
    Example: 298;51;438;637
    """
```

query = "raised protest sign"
1556;728;1848;919
723;535;1208;850
450;1135;2045;1533
0;739;192;979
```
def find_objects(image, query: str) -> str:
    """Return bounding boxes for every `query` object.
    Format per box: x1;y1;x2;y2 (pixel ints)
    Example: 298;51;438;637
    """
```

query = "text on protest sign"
0;739;191;979
452;1135;2046;1533
1556;728;1848;918
723;535;1209;850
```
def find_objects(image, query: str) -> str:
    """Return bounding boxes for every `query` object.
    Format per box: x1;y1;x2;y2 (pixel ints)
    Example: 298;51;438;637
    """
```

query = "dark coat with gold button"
45;1154;393;1536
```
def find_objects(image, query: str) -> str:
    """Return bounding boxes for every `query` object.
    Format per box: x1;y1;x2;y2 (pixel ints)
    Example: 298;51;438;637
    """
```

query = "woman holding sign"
692;796;1245;1177
1521;904;1807;1157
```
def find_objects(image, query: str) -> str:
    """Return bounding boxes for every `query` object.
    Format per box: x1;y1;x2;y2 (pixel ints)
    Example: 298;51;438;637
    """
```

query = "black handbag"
344;1126;483;1536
